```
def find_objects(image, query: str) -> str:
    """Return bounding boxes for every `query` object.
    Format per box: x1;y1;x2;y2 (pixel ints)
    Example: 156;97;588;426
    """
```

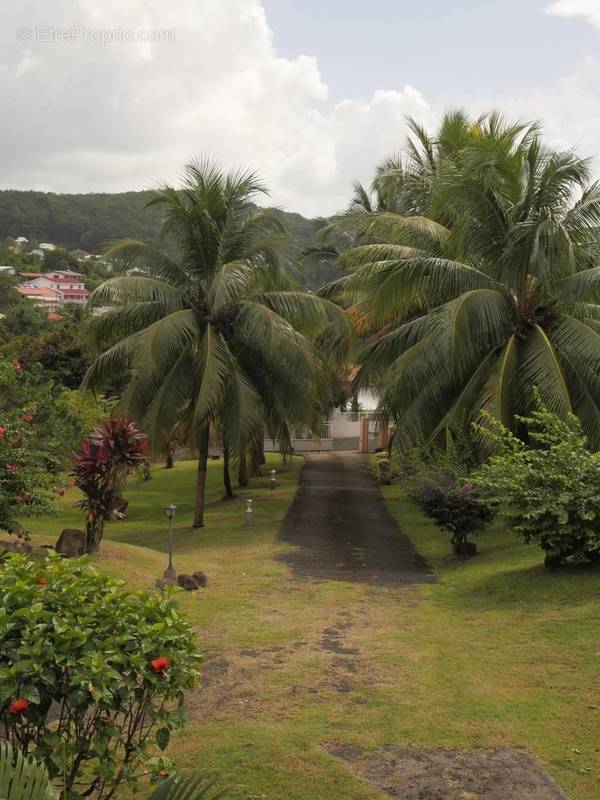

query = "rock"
0;538;33;554
192;571;208;587
176;574;199;591
55;529;87;557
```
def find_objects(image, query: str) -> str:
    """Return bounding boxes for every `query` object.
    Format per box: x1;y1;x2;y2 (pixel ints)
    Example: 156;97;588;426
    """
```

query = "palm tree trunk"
193;426;210;528
250;439;262;477
165;448;174;469
223;446;234;499
238;449;249;488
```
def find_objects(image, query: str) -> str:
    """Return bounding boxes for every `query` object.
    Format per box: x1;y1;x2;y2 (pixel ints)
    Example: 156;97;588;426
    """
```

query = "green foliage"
0;739;57;800
0;190;161;251
328;110;600;452
83;160;351;523
0;191;322;287
0;554;201;799
472;397;600;565
0;360;60;534
0;303;50;339
407;444;494;555
0;326;91;389
73;418;148;552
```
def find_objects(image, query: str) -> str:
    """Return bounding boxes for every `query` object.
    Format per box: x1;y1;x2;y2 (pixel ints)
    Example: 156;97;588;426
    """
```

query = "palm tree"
325;112;600;450
84;160;350;526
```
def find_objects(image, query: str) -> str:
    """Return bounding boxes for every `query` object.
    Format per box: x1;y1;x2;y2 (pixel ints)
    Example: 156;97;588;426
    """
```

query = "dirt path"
278;452;434;585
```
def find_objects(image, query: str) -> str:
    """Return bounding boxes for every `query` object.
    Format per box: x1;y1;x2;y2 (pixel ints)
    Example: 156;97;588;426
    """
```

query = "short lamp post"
163;504;177;580
244;499;253;527
270;469;277;490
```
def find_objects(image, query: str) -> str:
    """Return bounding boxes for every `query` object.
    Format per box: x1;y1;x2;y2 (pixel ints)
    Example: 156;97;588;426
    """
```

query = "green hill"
0;189;340;288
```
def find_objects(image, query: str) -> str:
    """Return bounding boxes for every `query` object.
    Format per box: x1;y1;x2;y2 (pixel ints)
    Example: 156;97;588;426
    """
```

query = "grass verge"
18;459;600;799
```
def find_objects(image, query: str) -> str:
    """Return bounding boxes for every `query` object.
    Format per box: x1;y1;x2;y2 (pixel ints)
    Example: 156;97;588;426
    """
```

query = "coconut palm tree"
325;112;600;450
84;160;350;526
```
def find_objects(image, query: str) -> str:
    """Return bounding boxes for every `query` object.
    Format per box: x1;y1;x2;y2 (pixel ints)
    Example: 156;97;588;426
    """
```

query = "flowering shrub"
0;360;59;536
0;554;201;799
472;399;600;566
73;418;148;552
410;469;494;554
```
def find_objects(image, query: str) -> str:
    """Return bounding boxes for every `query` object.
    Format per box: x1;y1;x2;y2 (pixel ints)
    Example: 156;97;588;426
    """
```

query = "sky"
1;0;600;217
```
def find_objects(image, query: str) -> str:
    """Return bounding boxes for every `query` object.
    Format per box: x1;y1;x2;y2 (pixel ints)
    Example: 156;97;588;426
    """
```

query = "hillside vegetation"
0;189;339;287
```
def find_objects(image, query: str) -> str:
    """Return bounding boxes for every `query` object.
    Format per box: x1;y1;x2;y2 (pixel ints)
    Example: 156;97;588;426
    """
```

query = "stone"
55;529;87;557
192;571;208;587
0;538;33;554
176;574;199;591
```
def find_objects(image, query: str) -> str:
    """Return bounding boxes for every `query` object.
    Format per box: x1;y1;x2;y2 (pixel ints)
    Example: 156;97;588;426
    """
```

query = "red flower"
9;698;29;714
68;481;76;488
0;426;5;440
11;361;21;371
150;657;171;673
37;578;48;586
58;488;65;496
5;464;18;473
22;414;33;423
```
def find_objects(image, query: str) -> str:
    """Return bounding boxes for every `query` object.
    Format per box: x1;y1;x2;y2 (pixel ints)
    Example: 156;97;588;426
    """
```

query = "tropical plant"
410;471;494;555
0;360;61;537
0;739;56;800
72;417;148;552
0;738;233;800
84;160;350;526
472;397;600;566
0;555;201;799
324;111;600;450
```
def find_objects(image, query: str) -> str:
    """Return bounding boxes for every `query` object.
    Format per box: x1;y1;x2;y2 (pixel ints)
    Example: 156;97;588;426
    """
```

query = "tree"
0;361;59;537
84;160;350;526
473;397;600;566
326;111;600;450
0;555;201;799
73;418;148;552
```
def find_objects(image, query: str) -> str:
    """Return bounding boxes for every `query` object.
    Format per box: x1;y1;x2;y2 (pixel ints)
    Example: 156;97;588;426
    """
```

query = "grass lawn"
21;457;600;800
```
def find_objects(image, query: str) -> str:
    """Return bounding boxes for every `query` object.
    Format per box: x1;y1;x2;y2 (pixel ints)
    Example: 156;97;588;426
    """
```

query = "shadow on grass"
445;558;600;611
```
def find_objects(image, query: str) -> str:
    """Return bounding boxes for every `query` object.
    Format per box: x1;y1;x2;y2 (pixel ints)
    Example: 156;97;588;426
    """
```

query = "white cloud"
479;56;600;169
546;0;600;30
0;0;433;217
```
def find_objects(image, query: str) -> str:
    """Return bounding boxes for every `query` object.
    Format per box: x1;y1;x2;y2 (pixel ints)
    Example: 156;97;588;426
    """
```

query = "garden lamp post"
270;469;277;490
244;499;253;527
163;504;177;580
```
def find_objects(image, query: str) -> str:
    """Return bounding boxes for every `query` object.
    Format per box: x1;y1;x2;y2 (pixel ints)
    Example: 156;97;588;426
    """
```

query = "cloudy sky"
1;0;600;216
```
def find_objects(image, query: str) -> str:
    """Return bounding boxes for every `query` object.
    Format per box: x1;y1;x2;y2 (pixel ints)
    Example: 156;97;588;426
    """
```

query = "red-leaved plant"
73;418;148;552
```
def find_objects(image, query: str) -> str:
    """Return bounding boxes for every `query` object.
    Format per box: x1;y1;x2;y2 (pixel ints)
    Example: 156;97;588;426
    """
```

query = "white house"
15;236;28;245
22;274;89;305
16;285;63;313
39;243;56;252
0;266;16;275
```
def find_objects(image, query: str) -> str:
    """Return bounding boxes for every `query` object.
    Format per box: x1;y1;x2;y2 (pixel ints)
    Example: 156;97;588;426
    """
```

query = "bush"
0;360;60;537
472;399;600;566
73;418;148;552
0;554;201;799
410;469;494;555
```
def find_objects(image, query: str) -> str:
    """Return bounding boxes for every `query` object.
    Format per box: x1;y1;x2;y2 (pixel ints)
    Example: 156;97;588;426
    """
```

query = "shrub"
73;418;148;552
410;469;494;555
0;554;201;799
0;739;235;800
472;399;600;566
0;360;60;537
